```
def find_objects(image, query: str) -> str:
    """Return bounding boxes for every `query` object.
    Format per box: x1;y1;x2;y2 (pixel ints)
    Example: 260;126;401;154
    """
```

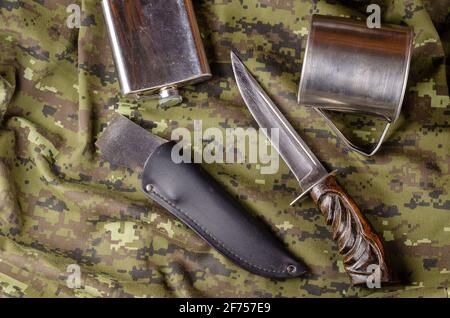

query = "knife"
96;113;306;278
231;51;391;285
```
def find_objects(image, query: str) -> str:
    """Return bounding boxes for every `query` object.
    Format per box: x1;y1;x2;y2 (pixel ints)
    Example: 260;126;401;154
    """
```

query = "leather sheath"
141;141;306;278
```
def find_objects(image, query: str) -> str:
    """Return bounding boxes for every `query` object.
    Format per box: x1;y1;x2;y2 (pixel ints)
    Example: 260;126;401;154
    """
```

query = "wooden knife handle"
309;175;391;285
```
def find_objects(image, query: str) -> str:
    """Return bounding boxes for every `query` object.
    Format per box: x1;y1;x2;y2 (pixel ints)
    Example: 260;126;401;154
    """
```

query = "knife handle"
309;175;391;285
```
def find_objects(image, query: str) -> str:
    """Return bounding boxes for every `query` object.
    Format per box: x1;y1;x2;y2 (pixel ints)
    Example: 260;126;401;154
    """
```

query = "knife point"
230;50;244;68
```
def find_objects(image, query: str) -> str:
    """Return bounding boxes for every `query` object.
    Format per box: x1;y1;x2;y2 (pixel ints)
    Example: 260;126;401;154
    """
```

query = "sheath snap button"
286;264;297;275
145;184;153;192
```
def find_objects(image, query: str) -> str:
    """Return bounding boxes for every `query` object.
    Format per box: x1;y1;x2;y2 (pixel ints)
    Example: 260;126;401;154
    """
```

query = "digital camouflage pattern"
0;0;449;298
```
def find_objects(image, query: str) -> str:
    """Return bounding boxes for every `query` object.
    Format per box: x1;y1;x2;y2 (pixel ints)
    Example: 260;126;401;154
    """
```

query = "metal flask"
298;15;413;156
102;0;211;106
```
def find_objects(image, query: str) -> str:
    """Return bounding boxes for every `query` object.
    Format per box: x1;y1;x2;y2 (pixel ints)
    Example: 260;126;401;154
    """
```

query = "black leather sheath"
141;142;306;278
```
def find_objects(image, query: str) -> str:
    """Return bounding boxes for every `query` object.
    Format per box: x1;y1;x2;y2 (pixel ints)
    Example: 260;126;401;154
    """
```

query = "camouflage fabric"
0;0;449;298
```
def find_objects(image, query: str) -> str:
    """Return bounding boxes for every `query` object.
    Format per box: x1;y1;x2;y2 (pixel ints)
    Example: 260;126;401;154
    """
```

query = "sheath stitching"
148;188;287;274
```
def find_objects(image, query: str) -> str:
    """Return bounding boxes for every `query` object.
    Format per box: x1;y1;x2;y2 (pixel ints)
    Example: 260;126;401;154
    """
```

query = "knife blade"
231;51;391;285
231;53;330;205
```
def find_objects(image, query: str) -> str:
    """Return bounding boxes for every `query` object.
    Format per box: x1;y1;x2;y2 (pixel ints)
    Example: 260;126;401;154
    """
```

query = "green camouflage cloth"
0;0;449;298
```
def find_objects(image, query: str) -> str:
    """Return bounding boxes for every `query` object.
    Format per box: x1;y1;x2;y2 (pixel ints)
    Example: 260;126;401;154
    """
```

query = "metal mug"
298;15;413;156
102;0;211;106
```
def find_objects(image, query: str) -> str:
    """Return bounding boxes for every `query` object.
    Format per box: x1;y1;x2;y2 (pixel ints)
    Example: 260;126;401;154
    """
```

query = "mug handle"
315;108;391;157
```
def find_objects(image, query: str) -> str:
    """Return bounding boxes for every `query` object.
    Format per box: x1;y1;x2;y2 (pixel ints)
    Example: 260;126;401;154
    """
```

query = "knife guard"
140;141;305;278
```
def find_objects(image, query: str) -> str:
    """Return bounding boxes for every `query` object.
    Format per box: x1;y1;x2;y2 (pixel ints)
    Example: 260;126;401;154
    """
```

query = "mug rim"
297;14;414;123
